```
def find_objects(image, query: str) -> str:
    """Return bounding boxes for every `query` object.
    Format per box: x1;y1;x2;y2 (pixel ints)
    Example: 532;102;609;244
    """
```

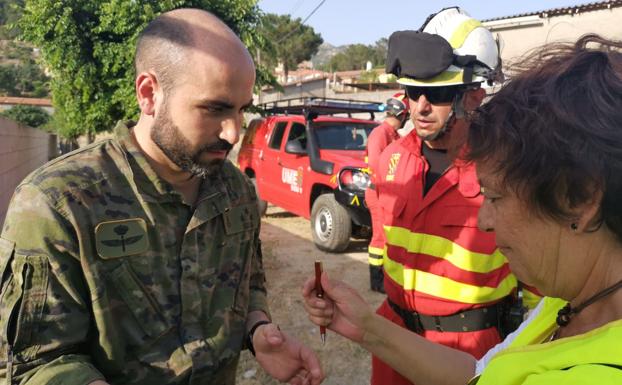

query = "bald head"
135;8;254;92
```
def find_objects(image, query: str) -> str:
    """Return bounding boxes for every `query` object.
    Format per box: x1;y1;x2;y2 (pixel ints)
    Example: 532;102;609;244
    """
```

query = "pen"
314;260;327;344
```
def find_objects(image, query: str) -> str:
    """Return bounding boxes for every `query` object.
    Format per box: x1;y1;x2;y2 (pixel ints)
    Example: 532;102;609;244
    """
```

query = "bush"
1;104;51;127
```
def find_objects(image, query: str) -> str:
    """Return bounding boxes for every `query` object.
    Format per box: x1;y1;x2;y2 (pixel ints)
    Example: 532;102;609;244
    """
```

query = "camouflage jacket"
0;121;269;385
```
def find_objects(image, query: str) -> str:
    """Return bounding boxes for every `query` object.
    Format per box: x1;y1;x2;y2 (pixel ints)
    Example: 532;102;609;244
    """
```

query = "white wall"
485;7;622;66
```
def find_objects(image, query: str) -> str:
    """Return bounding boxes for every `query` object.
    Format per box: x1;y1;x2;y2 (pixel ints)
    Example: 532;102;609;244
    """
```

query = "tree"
18;0;268;139
0;46;51;97
0;0;24;39
327;44;374;72
258;13;323;81
1;105;51;128
322;38;388;72
358;70;379;83
0;65;19;95
371;37;388;67
14;60;49;96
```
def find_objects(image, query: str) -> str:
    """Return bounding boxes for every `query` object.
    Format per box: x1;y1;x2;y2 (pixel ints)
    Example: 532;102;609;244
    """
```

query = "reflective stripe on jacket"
377;133;516;315
372;133;534;385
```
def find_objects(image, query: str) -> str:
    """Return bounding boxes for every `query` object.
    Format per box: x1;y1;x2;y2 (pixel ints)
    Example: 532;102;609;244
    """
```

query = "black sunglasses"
405;85;471;104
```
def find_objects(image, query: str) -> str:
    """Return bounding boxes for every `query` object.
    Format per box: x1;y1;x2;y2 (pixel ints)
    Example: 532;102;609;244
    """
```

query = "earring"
570;223;578;231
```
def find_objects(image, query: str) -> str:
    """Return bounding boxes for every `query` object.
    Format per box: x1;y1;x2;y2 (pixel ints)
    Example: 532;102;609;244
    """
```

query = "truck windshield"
313;122;378;151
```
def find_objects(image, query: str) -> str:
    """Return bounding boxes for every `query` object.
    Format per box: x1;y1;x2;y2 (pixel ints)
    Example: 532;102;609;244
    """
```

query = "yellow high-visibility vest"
473;297;622;385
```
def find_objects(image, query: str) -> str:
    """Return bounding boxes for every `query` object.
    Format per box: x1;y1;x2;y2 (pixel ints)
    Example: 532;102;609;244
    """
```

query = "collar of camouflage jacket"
113;120;183;203
111;121;228;207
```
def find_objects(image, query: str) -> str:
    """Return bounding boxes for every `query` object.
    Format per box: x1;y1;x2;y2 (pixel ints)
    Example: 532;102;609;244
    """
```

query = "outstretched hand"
253;323;324;385
302;272;373;343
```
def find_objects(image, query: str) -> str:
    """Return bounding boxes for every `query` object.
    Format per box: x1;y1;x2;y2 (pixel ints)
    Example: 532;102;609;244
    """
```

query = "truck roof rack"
257;97;384;119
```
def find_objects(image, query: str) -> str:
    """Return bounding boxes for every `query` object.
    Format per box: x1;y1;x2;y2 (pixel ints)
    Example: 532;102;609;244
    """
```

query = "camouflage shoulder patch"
95;218;149;259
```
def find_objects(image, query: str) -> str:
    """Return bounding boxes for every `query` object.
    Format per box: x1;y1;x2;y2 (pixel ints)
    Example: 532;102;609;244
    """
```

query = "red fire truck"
237;98;382;252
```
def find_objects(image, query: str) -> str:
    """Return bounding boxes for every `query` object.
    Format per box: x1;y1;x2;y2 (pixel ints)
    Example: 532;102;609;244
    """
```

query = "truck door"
277;122;310;216
258;120;288;207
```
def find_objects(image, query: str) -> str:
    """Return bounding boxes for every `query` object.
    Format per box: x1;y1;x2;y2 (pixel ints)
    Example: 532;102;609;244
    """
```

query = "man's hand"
252;323;324;385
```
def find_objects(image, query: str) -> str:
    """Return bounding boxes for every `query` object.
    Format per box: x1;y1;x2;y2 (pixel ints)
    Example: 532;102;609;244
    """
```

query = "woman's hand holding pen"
302;272;373;344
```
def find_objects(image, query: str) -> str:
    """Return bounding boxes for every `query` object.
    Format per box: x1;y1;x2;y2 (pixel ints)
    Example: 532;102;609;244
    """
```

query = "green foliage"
0;6;49;98
384;73;397;83
1;104;51;127
372;37;388;67
0;65;18;95
3;40;31;60
258;13;323;79
322;38;388;72
0;60;50;97
18;0;267;138
358;70;379;83
0;0;24;39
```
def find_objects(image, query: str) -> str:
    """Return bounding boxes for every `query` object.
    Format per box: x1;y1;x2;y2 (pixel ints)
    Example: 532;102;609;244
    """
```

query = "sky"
257;0;589;46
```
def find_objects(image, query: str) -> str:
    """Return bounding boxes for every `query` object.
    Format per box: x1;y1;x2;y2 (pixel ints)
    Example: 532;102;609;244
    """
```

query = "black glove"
369;264;385;293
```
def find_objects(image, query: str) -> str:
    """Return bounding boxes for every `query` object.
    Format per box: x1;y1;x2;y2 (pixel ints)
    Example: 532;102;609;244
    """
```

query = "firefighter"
303;32;622;385
366;93;410;293
372;7;539;385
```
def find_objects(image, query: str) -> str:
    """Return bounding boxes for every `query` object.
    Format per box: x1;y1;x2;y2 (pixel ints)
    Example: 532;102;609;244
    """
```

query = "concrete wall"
485;7;622;66
0;116;57;228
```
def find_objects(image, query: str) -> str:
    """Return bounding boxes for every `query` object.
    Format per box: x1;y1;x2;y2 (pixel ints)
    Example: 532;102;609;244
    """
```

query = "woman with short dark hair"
303;34;622;385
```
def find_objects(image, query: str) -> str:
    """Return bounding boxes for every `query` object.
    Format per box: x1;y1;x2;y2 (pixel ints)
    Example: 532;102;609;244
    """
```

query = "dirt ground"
234;205;385;385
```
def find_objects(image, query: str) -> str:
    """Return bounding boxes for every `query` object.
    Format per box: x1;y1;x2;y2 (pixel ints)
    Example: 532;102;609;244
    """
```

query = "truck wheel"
251;178;268;216
311;194;351;253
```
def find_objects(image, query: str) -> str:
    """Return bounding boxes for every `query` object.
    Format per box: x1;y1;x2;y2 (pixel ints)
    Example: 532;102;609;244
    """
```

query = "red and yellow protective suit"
373;132;538;385
365;120;400;289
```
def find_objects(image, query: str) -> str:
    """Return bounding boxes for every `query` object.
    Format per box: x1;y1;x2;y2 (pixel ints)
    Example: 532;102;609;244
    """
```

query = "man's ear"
135;71;160;116
463;87;486;112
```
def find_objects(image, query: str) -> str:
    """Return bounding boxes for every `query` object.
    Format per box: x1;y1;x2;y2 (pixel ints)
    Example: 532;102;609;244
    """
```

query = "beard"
150;102;232;179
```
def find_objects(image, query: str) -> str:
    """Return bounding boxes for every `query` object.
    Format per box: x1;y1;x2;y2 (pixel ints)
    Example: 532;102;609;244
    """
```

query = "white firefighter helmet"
389;7;501;87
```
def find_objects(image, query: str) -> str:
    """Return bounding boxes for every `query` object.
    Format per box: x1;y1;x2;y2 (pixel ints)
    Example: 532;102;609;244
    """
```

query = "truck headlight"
339;168;370;192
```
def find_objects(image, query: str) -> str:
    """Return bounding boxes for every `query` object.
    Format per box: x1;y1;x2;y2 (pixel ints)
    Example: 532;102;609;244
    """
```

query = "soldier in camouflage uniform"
0;9;324;385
